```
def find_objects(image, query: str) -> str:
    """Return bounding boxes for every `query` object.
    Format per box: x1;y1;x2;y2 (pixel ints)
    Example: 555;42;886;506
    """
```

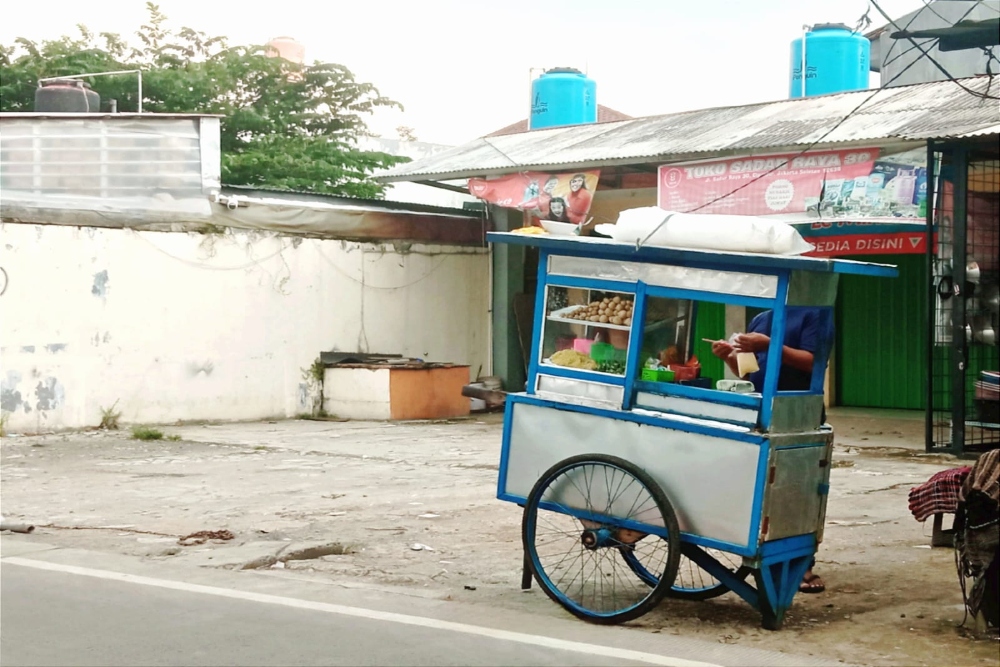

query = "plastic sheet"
596;206;815;255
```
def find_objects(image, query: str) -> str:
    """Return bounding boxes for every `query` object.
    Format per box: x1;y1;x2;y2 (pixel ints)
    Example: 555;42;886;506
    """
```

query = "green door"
835;253;927;409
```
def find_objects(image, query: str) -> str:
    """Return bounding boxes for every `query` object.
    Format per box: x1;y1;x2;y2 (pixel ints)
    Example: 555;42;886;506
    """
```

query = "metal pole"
801;25;810;97
925;141;935;453
950;146;968;455
138;70;143;114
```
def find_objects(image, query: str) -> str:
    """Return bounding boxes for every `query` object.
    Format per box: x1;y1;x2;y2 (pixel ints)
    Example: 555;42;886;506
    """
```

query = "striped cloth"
908;466;973;522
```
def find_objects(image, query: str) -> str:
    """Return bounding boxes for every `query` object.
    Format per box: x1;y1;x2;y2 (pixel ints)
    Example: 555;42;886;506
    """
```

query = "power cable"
627;90;894;248
674;93;883;217
870;0;1000;100
646;49;931;232
854;6;873;33
876;1;935;78
919;0;979;28
881;0;988;70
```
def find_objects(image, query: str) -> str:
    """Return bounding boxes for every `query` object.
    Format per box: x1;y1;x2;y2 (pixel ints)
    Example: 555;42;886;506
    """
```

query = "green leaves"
221;135;406;198
0;4;405;197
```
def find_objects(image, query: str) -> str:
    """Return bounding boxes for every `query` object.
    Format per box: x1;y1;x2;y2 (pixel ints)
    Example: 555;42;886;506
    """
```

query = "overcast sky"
3;0;927;146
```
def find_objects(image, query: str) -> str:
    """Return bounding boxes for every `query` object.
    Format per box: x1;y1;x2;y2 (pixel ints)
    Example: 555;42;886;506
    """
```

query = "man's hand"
710;340;734;360
735;332;770;353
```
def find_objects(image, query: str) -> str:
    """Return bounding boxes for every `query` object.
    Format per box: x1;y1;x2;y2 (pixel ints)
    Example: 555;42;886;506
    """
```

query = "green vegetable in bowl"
597;360;626;375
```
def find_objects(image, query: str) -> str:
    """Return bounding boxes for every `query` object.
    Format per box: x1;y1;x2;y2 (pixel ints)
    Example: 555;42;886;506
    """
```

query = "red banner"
803;232;932;257
658;148;881;216
468;170;600;224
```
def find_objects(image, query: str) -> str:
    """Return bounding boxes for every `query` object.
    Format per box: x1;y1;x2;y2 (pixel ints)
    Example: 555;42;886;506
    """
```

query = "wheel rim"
525;458;678;620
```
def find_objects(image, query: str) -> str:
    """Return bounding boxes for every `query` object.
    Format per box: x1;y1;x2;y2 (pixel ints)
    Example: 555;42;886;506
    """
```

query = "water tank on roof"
529;67;597;131
789;23;870;98
35;79;101;112
267;36;305;64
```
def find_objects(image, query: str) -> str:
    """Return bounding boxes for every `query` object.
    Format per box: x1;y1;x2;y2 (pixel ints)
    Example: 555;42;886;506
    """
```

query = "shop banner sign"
468;170;600;224
658;147;928;222
797;221;934;257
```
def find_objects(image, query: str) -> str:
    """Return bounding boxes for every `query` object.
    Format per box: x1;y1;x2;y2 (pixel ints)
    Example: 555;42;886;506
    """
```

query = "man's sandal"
799;573;826;594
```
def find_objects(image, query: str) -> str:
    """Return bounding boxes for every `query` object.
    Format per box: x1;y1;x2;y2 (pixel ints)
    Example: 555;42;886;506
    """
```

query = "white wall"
0;223;490;433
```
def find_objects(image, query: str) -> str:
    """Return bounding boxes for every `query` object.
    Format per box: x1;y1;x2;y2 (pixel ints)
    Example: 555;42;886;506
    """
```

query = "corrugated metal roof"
379;76;1000;183
485;105;634;137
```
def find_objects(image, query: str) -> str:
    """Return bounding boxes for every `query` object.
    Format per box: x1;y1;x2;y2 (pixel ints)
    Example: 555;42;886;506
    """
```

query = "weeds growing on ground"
99;401;122;430
131;426;164;440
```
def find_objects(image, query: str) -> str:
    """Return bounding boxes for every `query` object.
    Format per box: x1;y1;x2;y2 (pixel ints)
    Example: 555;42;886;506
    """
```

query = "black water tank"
34;79;101;112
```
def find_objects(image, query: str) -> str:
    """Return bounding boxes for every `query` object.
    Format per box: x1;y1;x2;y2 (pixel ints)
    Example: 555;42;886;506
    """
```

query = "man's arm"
736;333;814;372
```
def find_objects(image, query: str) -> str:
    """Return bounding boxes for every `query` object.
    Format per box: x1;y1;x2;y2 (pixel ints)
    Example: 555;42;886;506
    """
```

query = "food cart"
490;230;897;629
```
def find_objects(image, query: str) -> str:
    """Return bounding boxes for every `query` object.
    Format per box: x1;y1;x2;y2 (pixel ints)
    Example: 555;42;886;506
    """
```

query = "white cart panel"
501;401;763;549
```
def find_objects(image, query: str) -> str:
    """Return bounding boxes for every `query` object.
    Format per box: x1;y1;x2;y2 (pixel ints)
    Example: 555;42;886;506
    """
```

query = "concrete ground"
1;407;998;667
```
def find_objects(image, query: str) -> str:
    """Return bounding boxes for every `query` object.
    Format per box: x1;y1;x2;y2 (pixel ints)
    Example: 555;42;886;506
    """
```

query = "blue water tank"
529;67;597;131
789;23;870;98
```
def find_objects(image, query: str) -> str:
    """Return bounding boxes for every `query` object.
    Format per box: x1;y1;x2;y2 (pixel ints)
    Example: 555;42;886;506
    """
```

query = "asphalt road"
0;560;665;667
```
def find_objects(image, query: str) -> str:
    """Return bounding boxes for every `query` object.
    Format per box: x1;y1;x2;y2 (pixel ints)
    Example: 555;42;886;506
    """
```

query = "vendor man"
710;306;832;594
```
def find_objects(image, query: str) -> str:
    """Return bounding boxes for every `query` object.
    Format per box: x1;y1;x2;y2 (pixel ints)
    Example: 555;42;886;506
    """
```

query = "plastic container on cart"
667;364;699;381
641;368;676;383
590;343;627;363
573;338;594;355
716;379;755;393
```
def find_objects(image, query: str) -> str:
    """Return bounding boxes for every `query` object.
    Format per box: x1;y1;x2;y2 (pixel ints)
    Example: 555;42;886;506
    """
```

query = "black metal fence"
928;145;1000;456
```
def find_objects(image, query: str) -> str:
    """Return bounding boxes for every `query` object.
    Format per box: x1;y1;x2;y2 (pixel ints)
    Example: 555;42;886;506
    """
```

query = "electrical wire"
870;0;1000;100
647;49;932;229
881;0;987;70
666;1;980;221
854;6;872;33
918;0;977;29
481;137;520;167
675;92;884;216
876;0;935;76
314;244;453;290
133;229;293;271
632;88;892;247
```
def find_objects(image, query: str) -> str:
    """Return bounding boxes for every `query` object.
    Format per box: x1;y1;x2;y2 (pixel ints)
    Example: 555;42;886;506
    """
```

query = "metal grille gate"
928;146;1000;456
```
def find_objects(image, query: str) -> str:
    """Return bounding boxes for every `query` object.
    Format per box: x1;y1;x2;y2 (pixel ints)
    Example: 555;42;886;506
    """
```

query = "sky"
1;0;928;147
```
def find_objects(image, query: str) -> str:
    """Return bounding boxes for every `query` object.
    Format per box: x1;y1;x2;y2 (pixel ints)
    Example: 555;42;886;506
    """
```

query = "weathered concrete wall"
0;223;490;432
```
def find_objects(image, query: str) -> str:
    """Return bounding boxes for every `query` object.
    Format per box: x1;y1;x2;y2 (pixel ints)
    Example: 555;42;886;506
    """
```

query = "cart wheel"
522;454;681;625
621;546;751;601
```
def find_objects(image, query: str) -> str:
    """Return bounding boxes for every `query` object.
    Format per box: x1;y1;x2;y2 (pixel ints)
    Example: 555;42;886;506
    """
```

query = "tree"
0;3;408;197
396;125;418;142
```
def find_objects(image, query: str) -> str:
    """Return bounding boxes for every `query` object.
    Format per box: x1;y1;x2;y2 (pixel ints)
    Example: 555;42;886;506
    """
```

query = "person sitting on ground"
710;306;832;594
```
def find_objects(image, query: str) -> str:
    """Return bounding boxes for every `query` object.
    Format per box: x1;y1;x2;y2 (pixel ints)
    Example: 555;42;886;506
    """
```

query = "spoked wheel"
522;454;681;624
621;544;751;600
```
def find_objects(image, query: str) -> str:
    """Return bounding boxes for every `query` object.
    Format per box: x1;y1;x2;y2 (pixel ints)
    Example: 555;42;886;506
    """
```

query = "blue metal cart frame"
489;231;897;629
